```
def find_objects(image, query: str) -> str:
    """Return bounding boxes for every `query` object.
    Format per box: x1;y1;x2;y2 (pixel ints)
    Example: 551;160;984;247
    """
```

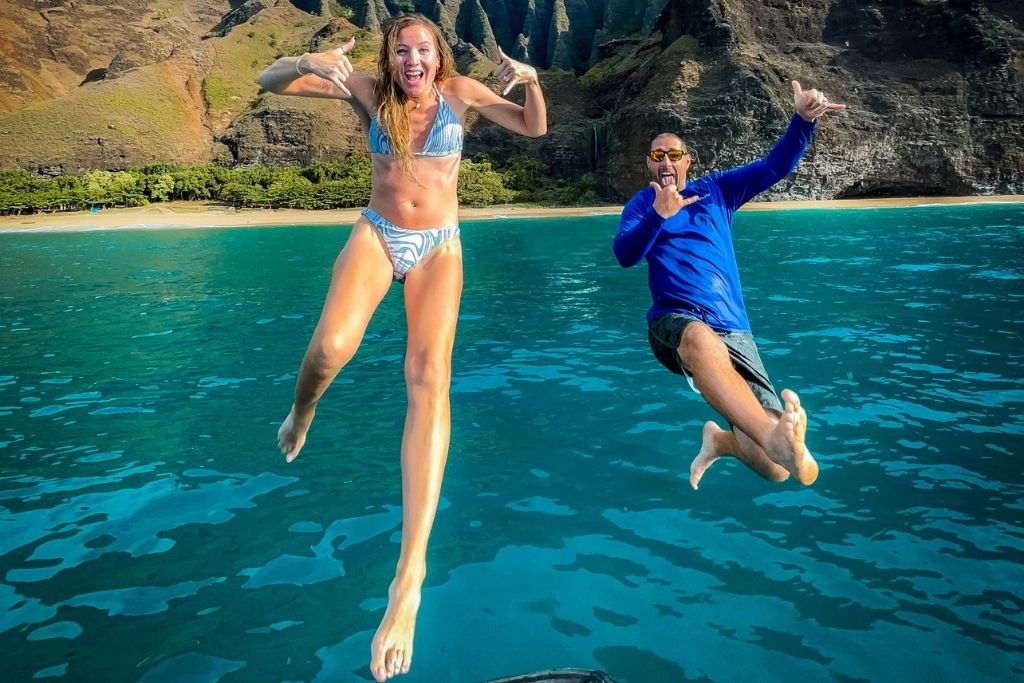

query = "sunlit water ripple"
1;204;1022;682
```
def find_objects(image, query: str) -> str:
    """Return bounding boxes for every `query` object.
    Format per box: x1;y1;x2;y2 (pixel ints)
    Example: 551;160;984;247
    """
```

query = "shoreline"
0;195;1021;233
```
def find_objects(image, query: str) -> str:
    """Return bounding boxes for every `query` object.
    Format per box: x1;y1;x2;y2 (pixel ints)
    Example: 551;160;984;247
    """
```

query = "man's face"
647;134;692;189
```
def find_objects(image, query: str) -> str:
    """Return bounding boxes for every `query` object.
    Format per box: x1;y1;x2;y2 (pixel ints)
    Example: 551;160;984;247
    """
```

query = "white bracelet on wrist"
295;53;308;75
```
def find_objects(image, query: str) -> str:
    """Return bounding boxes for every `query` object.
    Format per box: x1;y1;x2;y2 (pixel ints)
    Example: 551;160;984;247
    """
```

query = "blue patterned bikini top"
368;88;464;157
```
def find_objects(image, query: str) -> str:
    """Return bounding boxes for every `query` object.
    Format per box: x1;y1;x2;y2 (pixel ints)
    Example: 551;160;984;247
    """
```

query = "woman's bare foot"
370;576;422;681
690;421;730;490
277;405;314;463
765;389;818;485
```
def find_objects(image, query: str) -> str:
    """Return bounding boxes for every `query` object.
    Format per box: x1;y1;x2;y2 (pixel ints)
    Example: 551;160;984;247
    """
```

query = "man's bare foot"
370;577;422;681
277;405;314;463
690;421;729;490
766;389;818;485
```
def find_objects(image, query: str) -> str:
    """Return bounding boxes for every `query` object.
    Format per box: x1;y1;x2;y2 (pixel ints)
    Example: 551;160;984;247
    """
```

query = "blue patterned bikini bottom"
361;208;460;283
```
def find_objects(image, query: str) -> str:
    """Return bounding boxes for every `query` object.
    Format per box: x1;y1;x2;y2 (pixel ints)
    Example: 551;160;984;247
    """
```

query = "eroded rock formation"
1;0;1021;198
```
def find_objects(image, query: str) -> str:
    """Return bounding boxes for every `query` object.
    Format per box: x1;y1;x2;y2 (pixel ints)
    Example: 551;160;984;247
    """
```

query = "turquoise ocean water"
1;204;1021;682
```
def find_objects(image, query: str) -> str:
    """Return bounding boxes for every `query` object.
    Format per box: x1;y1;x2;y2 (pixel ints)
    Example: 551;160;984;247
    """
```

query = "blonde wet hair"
374;14;456;180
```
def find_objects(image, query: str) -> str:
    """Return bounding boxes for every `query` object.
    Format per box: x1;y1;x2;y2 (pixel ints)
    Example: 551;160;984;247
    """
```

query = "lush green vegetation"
328;2;354;20
206;24;291;115
580;35;697;91
0;156;600;214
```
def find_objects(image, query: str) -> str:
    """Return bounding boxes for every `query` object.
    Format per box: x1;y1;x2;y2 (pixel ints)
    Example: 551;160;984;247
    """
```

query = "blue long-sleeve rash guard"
614;114;816;332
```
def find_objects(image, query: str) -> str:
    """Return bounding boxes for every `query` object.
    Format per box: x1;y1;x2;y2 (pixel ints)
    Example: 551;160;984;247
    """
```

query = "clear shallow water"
1;204;1022;682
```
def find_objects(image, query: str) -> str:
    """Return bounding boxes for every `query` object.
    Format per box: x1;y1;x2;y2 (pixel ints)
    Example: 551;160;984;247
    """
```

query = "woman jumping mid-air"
257;12;546;682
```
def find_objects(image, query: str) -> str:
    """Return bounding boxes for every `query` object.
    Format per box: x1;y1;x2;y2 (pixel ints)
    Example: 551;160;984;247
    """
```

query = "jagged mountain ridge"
0;0;1021;200
340;0;667;69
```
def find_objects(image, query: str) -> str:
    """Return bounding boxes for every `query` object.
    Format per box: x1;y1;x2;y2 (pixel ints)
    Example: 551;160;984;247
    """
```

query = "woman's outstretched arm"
257;37;375;112
451;47;546;137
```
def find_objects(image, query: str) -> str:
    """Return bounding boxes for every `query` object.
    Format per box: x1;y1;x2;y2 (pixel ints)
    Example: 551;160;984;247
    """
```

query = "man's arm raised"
714;79;846;211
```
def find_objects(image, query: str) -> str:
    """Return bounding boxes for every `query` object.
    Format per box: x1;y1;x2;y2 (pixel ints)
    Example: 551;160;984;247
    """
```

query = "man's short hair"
650;132;689;153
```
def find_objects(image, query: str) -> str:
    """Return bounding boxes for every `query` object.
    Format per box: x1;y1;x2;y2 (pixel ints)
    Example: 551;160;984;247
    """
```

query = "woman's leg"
278;219;394;461
370;237;463;681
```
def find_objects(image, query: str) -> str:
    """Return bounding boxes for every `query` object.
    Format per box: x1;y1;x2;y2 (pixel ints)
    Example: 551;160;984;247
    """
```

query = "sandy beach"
0;195;1020;233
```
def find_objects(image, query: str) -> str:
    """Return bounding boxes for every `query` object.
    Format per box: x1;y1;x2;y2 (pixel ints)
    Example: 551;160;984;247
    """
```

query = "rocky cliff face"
0;0;158;115
0;2;359;173
597;0;1024;198
1;0;1021;198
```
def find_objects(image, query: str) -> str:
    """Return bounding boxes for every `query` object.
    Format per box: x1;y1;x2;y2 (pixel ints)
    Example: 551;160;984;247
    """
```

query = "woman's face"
391;24;438;98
